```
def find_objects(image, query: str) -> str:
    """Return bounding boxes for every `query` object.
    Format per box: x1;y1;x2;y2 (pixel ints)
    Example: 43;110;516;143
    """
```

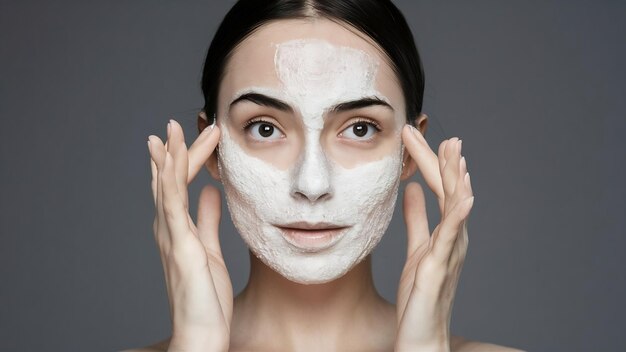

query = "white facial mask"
218;39;403;284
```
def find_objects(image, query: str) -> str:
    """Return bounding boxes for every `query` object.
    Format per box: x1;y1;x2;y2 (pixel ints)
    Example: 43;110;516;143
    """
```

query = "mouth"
276;222;349;252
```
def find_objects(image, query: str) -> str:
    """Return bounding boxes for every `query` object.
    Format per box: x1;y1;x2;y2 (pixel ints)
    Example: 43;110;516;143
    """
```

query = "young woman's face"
215;19;407;284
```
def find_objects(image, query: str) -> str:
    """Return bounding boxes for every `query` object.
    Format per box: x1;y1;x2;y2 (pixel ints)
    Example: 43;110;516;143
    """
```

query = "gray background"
1;1;624;351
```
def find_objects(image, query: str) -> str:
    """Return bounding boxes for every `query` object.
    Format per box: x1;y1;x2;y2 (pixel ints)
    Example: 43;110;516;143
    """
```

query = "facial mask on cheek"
217;38;404;284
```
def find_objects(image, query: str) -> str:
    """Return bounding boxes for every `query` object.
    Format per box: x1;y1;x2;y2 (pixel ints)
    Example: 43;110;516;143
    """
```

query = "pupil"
258;123;274;138
353;123;368;137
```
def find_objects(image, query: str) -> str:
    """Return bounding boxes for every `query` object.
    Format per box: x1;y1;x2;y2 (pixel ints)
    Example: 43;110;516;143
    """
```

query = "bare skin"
122;18;525;352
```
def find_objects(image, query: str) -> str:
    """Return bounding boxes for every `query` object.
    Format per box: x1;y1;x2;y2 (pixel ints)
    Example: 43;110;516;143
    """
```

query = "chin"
250;236;377;285
263;254;356;285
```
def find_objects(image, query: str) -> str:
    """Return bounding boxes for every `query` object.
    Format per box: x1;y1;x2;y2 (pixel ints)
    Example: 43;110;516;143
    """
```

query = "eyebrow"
330;96;394;113
229;92;394;114
229;93;293;113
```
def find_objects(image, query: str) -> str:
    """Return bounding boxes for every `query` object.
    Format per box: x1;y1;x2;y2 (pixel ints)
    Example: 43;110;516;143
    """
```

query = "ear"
198;110;221;182
400;113;428;181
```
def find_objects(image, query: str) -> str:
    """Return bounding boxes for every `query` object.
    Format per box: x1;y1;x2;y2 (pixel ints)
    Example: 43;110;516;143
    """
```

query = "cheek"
228;120;304;171
324;127;404;169
332;148;404;187
218;128;291;212
332;150;403;214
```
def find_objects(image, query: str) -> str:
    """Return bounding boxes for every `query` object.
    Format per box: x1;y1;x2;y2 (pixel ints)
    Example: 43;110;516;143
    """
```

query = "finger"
445;159;474;252
161;150;192;241
148;135;166;169
147;140;158;207
148;135;168;243
401;125;444;199
460;153;467;175
442;139;462;214
402;182;430;256
449;220;469;269
437;139;448;179
443;140;474;222
456;157;473;201
432;196;474;262
464;171;473;198
167;119;190;211
147;139;161;241
439;138;458;193
444;137;460;160
150;156;158;207
187;124;220;184
460;154;473;197
196;185;223;257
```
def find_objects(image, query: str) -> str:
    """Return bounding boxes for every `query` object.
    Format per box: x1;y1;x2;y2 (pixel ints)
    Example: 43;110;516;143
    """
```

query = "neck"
231;251;395;351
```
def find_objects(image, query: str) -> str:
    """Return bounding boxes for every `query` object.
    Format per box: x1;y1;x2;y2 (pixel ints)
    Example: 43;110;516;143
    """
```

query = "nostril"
293;190;331;202
317;193;331;202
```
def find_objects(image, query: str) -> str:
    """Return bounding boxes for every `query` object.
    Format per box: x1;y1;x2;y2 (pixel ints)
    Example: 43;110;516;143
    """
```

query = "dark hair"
201;0;424;126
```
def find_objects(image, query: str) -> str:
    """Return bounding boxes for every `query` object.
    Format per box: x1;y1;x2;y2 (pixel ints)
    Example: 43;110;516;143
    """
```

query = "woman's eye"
247;121;283;141
340;121;378;140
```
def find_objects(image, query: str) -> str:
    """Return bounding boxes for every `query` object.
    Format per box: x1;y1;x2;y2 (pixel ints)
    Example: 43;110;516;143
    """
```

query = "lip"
276;222;349;252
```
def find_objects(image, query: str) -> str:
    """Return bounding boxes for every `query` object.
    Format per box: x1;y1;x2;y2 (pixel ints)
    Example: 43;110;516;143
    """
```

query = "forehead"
219;18;404;115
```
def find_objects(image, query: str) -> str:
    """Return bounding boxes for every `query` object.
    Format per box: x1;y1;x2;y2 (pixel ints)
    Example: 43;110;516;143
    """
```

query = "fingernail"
458;139;463;153
464;172;470;185
167;121;171;137
147;140;151;152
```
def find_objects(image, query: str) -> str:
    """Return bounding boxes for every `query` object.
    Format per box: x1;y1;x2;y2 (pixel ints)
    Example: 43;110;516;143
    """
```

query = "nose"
291;138;332;202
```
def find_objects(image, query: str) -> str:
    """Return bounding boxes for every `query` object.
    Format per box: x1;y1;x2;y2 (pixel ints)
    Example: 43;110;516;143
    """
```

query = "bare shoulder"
451;335;526;352
119;338;170;352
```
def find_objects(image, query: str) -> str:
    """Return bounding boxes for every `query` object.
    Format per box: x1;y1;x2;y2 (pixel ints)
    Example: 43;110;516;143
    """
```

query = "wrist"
169;328;229;352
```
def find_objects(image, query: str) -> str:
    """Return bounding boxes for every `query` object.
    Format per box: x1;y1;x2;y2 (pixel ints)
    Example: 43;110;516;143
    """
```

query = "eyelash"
339;117;383;142
348;117;382;132
243;117;279;130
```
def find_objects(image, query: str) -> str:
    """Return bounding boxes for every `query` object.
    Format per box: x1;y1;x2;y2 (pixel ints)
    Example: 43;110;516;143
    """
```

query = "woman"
129;0;523;351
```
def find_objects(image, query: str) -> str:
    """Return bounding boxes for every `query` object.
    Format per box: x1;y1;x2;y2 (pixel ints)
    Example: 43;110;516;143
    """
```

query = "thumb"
196;185;223;257
403;182;430;257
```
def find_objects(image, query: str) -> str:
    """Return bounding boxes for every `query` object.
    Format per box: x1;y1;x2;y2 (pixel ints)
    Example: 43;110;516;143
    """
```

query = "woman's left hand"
395;125;475;352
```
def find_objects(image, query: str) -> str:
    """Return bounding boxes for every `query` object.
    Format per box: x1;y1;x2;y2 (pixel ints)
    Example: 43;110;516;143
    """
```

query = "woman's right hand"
147;119;232;352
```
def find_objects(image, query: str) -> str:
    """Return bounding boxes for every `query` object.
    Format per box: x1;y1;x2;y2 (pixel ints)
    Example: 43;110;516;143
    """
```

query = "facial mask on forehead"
274;38;382;130
218;39;403;284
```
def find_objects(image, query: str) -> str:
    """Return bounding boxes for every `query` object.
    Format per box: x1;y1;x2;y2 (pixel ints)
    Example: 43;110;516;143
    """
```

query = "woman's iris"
353;123;368;137
259;123;274;138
